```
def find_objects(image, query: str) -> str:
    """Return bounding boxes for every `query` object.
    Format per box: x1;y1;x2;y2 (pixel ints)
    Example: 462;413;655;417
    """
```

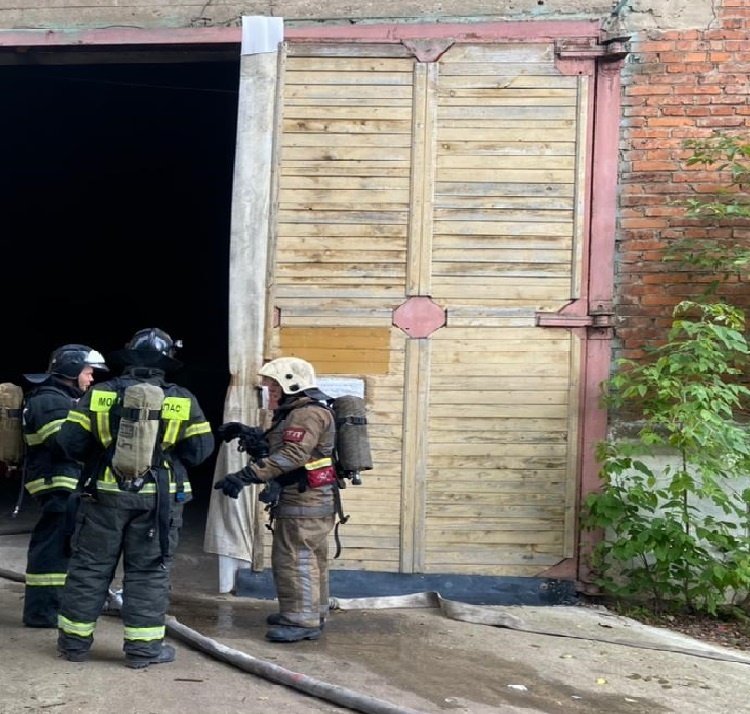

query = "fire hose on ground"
165;613;423;714
0;562;423;714
2;558;750;714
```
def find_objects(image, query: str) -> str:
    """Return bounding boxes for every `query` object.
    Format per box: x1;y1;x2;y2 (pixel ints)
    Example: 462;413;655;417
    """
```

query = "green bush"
666;132;750;289
582;301;750;614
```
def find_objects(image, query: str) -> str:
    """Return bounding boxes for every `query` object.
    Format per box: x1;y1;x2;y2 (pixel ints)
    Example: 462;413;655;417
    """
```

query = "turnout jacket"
254;394;336;516
57;366;214;504
23;377;85;497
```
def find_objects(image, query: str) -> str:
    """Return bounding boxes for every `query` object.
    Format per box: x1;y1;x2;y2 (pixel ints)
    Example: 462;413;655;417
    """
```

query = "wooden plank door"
264;38;591;576
417;43;588;574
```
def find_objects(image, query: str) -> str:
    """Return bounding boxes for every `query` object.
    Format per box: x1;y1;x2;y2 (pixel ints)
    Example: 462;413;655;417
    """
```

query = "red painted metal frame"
0;20;623;587
574;56;625;588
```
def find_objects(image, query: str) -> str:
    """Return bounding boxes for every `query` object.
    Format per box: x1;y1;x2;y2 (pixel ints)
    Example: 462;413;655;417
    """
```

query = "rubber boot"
58;648;90;663
265;625;322;642
125;643;176;669
57;630;91;662
266;613;325;629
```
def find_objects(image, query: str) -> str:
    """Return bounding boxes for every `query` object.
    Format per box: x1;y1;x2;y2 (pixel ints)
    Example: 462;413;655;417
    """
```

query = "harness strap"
265;503;276;534
62;490;82;557
169;451;185;503
262;478;283;534
332;483;349;559
10;458;26;517
262;467;306;528
276;471;302;489
120;407;161;421
155;469;171;565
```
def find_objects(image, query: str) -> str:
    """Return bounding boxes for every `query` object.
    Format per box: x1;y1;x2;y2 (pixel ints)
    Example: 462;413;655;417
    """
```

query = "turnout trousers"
23;491;71;627
57;496;183;659
271;512;335;628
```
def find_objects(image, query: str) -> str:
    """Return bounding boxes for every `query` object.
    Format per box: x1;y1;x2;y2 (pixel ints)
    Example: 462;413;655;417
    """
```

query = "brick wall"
616;0;750;362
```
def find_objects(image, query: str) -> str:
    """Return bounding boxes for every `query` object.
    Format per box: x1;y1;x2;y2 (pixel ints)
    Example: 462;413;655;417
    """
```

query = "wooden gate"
260;31;608;577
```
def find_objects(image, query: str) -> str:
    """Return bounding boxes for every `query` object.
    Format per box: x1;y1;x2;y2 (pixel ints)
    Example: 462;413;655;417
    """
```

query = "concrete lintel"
0;19;602;48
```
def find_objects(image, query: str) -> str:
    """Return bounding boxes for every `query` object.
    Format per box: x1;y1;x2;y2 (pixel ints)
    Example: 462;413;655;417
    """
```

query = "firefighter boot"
266;613;325;629
57;632;90;662
58;647;90;663
125;644;176;669
265;624;322;642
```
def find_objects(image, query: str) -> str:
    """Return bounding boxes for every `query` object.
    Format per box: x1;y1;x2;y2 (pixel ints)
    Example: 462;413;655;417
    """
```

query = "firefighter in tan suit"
214;357;336;642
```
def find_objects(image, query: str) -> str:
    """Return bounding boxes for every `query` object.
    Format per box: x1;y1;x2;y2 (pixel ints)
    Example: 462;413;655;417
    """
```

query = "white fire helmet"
258;357;317;395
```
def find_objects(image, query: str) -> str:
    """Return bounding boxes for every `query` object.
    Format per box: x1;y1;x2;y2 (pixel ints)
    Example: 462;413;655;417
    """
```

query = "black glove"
216;422;270;460
214;467;263;499
216;422;254;443
213;472;246;499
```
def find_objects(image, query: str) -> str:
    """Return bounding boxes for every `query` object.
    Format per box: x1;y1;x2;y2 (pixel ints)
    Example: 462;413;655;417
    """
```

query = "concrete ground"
2;489;750;714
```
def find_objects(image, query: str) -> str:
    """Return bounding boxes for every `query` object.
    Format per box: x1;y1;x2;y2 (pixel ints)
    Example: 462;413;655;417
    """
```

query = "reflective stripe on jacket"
22;379;84;496
58;370;214;499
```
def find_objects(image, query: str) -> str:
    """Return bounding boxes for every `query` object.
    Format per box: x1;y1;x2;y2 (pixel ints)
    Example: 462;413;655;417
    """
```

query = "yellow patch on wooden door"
280;326;391;374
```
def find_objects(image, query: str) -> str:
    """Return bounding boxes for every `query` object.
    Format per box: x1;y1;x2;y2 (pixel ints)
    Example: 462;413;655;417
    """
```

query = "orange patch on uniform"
283;428;306;442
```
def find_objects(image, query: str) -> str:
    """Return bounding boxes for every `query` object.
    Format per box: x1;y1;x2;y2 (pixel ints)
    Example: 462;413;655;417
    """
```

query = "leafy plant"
665;132;750;288
582;301;750;614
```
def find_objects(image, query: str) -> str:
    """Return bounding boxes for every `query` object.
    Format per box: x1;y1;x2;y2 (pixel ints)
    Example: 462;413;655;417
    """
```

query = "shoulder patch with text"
283;427;306;443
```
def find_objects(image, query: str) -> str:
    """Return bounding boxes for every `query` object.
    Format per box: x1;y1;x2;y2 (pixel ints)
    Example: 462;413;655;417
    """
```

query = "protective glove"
216;422;254;443
216;422;270;460
214;466;264;499
213;472;246;499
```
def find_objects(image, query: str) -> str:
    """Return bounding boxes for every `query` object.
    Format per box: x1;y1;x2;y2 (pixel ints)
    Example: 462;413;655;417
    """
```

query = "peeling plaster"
0;1;719;34
626;0;718;32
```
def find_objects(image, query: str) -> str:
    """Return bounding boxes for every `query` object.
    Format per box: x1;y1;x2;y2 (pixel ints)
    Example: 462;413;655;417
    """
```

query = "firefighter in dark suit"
214;356;336;643
21;344;109;628
56;328;215;668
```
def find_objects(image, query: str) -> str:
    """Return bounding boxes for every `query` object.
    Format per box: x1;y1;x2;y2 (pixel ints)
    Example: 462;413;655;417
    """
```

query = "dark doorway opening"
0;58;239;509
